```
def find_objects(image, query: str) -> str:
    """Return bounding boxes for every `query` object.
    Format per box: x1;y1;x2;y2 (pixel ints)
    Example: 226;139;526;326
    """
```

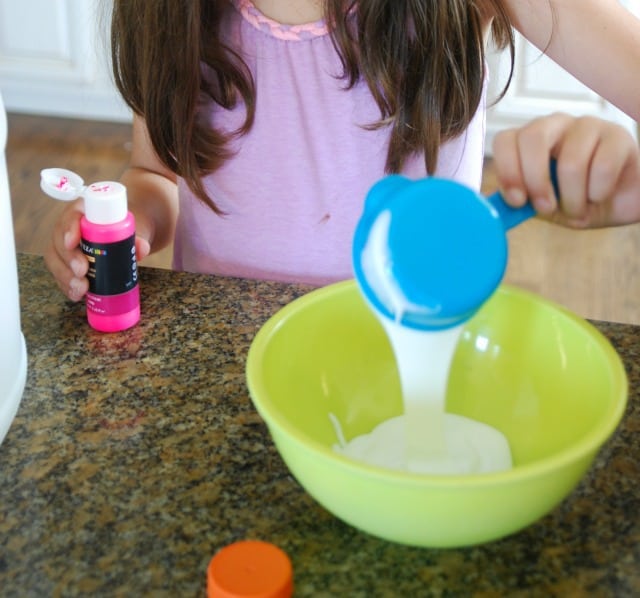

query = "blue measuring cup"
352;162;558;330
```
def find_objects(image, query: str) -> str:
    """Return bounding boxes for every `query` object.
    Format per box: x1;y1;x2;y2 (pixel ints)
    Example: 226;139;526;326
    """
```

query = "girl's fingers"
44;201;89;302
135;236;151;262
552;119;638;227
585;125;636;204
44;240;89;301
551;118;603;219
492;113;573;215
491;129;528;206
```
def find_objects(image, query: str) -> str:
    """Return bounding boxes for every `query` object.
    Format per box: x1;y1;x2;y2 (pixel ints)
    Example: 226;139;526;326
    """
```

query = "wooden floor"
6;113;640;324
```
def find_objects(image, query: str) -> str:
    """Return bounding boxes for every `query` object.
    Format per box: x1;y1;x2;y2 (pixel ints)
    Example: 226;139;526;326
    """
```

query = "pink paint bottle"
80;182;140;331
40;169;140;332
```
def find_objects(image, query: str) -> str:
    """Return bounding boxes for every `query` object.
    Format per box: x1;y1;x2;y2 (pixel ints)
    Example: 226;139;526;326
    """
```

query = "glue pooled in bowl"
339;208;512;475
333;414;512;475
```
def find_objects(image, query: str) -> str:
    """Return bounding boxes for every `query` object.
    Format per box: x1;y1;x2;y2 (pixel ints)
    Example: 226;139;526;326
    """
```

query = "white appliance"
0;91;27;445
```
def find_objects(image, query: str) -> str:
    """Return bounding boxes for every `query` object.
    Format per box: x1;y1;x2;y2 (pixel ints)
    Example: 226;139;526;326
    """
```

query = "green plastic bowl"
246;281;628;547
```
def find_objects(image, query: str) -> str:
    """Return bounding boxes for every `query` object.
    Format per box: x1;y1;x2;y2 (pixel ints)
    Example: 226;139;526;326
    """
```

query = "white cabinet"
486;0;639;153
0;0;129;121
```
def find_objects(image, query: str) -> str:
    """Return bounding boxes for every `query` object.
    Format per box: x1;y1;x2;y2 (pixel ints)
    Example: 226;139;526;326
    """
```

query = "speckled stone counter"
1;253;639;596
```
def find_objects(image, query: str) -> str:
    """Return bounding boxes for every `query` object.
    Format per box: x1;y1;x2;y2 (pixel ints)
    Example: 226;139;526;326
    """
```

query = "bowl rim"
246;280;629;487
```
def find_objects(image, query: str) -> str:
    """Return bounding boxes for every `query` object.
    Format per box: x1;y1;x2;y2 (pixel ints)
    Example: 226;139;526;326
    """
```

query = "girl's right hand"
44;200;151;302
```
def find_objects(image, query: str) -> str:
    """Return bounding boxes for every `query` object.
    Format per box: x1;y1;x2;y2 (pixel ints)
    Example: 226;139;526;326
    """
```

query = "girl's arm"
121;116;179;259
502;0;640;120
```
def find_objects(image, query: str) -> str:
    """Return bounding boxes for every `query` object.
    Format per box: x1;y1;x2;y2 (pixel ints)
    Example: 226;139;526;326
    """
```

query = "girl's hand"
44;200;151;302
492;113;640;228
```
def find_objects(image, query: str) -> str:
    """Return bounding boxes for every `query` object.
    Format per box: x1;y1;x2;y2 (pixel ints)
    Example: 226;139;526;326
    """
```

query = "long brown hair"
111;1;514;213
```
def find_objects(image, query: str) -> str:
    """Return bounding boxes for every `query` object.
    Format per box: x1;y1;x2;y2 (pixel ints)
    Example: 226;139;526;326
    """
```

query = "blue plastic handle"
486;159;559;230
486;191;536;230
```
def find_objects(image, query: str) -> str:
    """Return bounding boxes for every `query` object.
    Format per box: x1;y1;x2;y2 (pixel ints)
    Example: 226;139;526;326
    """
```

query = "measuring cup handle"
486;159;559;231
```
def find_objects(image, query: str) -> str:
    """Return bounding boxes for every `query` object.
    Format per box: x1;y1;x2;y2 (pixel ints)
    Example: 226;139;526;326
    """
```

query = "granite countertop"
1;253;639;596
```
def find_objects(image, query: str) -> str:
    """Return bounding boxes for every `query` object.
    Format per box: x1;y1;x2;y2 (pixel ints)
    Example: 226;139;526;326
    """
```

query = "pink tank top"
173;0;487;285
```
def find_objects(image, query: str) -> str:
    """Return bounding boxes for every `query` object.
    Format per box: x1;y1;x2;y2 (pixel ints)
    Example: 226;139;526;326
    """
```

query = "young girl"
45;0;640;301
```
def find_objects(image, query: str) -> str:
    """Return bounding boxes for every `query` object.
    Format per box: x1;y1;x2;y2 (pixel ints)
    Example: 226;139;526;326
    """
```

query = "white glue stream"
335;210;512;475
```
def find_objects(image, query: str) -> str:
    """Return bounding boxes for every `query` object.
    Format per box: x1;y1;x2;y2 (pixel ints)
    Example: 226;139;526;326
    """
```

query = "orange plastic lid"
207;540;293;598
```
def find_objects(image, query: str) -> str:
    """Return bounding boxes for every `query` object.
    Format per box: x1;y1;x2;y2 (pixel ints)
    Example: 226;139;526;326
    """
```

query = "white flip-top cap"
84;181;128;225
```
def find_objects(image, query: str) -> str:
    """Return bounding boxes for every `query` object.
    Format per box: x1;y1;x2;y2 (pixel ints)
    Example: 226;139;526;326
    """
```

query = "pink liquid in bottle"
80;182;140;332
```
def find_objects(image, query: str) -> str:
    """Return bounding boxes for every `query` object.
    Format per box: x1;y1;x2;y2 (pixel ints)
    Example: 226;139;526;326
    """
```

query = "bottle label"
81;234;139;316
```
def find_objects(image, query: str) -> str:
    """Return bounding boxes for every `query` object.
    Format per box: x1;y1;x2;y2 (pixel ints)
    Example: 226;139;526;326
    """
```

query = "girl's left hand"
492;112;640;228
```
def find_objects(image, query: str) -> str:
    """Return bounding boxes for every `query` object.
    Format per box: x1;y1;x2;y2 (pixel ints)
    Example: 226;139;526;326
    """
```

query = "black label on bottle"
81;235;138;296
